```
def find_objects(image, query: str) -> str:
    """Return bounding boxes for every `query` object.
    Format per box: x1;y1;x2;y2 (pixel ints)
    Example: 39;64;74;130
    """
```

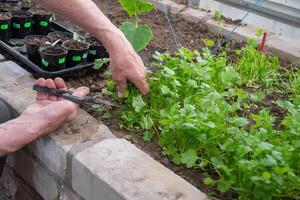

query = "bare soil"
86;37;102;46
25;35;49;45
47;31;72;43
63;40;89;50
41;46;65;55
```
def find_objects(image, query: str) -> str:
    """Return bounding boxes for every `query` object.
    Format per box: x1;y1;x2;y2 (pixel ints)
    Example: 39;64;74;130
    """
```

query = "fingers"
36;78;48;101
46;79;57;101
54;77;67;100
72;87;90;98
129;75;149;95
54;77;67;90
116;80;128;98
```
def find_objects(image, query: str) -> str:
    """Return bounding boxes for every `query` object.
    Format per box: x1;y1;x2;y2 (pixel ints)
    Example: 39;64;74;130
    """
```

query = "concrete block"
72;139;207;200
7;150;59;200
0;166;43;200
0;60;116;181
170;2;186;14
188;0;200;8
28;113;115;179
180;7;210;23
0;61;35;112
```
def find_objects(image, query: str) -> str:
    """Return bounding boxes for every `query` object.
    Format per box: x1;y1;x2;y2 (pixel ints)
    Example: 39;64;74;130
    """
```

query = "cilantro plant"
100;39;300;199
118;0;154;52
235;39;279;88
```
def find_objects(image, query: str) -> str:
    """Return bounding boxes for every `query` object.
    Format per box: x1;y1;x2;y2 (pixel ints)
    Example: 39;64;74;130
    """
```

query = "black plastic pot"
0;13;11;42
31;9;52;35
47;31;72;45
11;10;32;39
39;46;67;71
62;40;90;67
24;35;50;65
86;37;109;62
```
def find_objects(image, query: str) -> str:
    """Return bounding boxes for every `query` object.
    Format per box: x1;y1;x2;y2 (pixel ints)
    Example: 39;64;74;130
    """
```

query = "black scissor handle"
33;84;91;105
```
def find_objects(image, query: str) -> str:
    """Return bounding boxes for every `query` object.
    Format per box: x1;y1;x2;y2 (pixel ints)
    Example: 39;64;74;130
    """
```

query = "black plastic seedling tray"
0;21;101;78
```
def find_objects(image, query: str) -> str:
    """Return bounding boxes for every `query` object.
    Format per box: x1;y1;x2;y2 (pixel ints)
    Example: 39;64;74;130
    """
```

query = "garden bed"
63;1;300;200
1;0;299;199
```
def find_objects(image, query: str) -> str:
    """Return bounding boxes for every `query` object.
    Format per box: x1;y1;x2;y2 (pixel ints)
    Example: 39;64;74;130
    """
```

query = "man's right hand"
110;44;149;98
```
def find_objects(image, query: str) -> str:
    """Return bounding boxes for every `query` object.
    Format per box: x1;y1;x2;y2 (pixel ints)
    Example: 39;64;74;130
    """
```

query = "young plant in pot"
47;31;72;45
85;36;109;62
31;8;52;35
24;34;50;65
11;10;33;38
0;12;11;42
62;33;90;67
39;40;67;71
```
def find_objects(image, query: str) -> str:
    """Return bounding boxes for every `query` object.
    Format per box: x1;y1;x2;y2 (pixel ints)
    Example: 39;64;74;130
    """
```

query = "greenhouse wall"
189;0;300;40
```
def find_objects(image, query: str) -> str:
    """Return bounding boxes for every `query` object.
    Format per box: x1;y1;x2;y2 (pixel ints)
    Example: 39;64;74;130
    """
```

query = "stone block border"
0;60;207;200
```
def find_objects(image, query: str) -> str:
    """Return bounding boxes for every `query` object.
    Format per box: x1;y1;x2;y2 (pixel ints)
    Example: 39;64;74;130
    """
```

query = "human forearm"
0;113;46;156
36;0;132;55
0;103;72;156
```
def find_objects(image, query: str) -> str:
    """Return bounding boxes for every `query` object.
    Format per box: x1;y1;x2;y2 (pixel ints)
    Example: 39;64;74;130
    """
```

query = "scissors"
33;84;120;108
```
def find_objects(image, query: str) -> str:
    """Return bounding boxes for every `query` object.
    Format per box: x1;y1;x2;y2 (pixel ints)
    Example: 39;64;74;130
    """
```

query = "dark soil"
86;37;102;46
0;5;20;12
47;31;72;43
63;40;89;50
41;46;65;55
25;35;49;45
11;11;31;18
30;9;51;16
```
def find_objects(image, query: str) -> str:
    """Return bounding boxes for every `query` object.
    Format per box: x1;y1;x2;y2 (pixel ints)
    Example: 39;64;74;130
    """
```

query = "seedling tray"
0;21;100;78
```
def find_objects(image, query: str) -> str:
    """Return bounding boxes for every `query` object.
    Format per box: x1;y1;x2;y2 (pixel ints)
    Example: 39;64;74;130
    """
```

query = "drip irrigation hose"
159;1;181;50
212;0;265;55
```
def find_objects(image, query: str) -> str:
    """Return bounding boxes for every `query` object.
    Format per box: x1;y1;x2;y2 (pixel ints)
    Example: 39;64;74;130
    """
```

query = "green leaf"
217;179;234;193
250;92;266;102
232;117;249;127
120;22;153;52
94;58;110;70
181;149;198;168
118;0;155;16
102;112;112;119
143;131;153;142
262;171;271;180
132;95;146;112
161;85;170;94
204;177;216;185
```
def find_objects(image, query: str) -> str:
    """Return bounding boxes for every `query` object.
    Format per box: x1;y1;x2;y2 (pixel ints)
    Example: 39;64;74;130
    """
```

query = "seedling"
118;0;154;52
93;58;109;70
45;39;61;47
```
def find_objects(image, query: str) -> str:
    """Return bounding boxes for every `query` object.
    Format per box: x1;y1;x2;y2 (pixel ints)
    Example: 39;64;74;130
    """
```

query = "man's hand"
23;78;89;135
36;0;149;97
110;46;149;97
0;78;89;156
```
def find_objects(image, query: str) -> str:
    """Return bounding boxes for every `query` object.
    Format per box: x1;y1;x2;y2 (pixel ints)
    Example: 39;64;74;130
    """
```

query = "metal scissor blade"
92;97;121;108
